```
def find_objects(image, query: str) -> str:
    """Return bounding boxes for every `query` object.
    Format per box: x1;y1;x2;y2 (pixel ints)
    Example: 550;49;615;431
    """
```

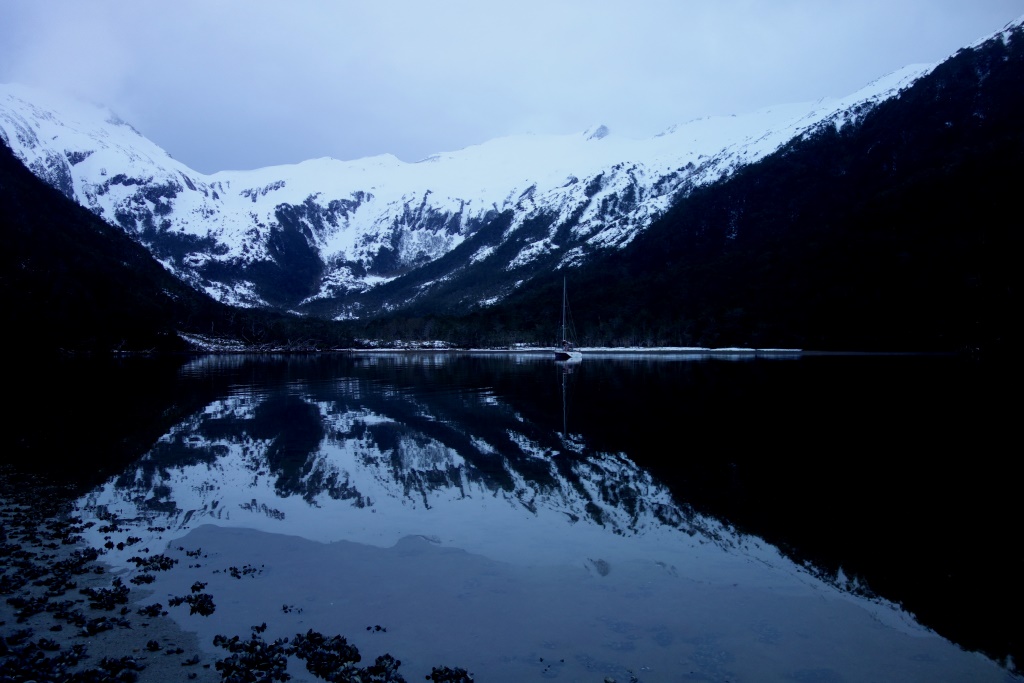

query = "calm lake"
6;351;1020;682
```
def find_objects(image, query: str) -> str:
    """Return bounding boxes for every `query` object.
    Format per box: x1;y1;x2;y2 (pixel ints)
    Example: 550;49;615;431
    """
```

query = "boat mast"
561;277;567;345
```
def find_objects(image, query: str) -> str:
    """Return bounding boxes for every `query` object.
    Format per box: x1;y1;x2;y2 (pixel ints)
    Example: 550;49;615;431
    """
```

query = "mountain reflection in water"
81;353;716;568
60;352;1018;681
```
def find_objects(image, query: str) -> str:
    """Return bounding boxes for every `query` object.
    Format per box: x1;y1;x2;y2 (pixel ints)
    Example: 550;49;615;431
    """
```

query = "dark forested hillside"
0;140;356;354
0;139;206;353
454;27;1023;353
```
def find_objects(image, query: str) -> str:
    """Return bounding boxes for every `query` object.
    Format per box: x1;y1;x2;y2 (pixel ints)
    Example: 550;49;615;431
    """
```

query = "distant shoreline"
176;345;957;357
349;346;805;355
62;344;969;361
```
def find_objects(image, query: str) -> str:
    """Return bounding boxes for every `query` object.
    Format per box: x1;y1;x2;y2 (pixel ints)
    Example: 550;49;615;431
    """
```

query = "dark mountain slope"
0;139;356;354
476;26;1023;353
0;139;213;353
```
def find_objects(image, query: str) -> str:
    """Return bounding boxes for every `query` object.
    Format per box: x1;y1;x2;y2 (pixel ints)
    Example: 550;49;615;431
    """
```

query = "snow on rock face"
0;64;931;316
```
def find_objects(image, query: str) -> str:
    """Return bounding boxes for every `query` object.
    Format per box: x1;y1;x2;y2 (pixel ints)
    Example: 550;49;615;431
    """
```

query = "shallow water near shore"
143;524;1003;683
4;351;1021;681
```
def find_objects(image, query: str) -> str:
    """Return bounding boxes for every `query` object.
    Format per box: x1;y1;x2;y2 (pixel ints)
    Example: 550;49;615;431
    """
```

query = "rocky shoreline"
0;467;472;682
0;467;222;682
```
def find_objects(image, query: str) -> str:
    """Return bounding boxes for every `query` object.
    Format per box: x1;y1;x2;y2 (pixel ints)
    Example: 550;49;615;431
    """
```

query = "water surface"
9;352;1019;681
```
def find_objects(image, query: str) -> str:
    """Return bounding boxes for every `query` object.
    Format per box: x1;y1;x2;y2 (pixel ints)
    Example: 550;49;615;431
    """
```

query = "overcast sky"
2;1;1021;174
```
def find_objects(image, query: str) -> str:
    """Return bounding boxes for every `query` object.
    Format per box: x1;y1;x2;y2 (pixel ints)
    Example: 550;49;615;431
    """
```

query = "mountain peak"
584;124;610;141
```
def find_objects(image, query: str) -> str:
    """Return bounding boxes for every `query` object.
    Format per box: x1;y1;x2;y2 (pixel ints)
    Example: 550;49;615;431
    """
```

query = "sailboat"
554;277;583;362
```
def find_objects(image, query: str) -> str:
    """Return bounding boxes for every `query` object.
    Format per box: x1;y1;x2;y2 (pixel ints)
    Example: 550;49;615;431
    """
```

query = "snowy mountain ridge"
0;64;934;317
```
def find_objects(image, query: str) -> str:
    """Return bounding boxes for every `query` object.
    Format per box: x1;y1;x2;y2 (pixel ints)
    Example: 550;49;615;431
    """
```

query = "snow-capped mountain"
0;63;935;318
